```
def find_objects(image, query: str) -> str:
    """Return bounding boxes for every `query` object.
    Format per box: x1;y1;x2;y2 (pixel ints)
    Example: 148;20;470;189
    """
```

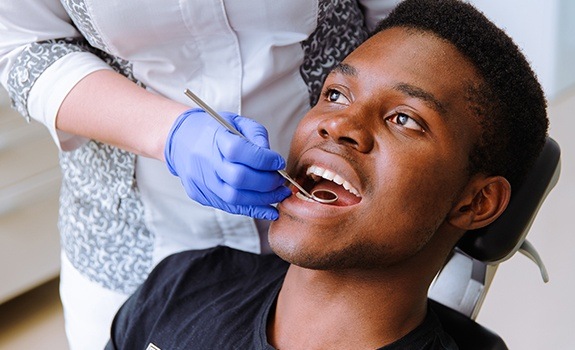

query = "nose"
317;112;374;153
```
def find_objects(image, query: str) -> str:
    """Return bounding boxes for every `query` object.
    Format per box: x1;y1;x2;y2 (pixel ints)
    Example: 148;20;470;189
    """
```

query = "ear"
447;175;511;231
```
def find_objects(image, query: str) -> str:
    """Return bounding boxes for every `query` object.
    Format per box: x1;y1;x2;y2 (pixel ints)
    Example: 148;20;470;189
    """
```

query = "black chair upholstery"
457;137;561;263
431;137;561;350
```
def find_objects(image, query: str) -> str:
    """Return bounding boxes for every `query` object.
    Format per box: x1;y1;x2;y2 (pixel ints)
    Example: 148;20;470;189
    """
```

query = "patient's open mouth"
295;165;362;206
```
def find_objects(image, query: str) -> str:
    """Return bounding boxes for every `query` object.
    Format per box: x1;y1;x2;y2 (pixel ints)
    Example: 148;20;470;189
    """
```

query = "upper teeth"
306;165;361;197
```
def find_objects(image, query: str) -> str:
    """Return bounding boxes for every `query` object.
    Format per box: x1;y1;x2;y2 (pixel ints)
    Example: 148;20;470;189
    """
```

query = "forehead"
347;26;477;72
337;27;483;112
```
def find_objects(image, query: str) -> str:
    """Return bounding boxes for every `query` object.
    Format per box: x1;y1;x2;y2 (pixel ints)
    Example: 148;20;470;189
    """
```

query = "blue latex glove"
164;108;291;220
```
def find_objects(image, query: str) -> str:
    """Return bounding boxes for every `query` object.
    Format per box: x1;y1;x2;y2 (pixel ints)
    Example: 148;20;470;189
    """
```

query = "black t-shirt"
106;246;457;350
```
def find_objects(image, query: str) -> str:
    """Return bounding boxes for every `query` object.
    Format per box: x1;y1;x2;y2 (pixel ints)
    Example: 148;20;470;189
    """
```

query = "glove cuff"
164;108;203;176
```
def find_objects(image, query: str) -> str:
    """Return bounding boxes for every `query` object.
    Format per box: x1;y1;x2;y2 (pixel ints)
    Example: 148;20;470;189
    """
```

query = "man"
106;0;548;348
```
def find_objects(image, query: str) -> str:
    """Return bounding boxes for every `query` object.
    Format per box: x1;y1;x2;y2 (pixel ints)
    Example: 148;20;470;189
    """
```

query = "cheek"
371;161;460;233
286;119;317;166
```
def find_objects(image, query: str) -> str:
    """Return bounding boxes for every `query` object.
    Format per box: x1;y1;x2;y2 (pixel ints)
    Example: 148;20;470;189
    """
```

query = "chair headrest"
456;137;561;263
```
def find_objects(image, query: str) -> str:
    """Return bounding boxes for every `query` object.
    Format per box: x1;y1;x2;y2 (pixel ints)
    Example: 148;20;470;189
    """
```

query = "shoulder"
379;306;458;350
151;246;288;283
125;246;287;309
108;246;287;348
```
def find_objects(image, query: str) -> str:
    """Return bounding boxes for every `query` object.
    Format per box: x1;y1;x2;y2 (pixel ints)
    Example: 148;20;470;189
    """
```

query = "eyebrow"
393;83;447;114
330;63;358;76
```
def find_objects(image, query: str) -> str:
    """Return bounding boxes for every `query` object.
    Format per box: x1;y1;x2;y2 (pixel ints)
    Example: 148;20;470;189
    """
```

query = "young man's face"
269;27;484;270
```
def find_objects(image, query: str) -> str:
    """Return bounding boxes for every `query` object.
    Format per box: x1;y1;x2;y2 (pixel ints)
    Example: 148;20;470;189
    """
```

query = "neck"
267;265;430;349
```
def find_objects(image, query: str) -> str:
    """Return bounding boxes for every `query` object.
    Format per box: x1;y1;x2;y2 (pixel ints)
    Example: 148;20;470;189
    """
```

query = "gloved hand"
164;108;292;220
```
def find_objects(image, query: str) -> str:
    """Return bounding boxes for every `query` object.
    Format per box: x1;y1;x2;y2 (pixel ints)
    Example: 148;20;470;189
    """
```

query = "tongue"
311;179;361;206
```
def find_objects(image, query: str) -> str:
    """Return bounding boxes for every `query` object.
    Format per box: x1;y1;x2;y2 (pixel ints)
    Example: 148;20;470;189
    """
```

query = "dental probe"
183;89;338;204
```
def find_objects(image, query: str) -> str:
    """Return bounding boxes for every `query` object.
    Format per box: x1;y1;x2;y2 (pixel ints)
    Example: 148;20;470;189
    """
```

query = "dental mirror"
184;89;339;204
311;189;339;202
276;170;338;204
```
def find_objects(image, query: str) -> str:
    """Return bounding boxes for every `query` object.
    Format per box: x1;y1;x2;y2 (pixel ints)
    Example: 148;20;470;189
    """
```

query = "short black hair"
374;0;548;190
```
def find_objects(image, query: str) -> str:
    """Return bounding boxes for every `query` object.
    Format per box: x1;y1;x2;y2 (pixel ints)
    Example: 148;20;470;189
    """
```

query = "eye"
387;113;424;132
324;88;350;105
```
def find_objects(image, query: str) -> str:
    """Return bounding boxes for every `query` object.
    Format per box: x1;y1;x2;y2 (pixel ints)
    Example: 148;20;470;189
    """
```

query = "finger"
214;183;292;206
223;203;281;221
185;179;282;221
216;129;285;171
215;161;286;191
192;158;286;204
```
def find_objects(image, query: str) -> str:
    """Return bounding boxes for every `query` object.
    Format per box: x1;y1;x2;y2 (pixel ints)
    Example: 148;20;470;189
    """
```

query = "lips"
294;165;362;206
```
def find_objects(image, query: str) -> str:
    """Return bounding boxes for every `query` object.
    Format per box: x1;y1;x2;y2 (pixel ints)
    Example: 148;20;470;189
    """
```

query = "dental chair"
428;137;561;350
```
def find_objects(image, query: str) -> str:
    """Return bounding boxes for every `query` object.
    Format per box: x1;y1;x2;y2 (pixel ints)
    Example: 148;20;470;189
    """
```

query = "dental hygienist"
0;1;399;349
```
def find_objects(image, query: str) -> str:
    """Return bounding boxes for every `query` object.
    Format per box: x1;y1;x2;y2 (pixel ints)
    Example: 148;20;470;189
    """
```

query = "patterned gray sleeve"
60;0;108;50
6;37;143;123
300;0;369;107
6;38;95;122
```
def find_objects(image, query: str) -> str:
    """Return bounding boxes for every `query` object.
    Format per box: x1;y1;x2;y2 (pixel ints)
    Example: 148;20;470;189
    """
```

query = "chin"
269;234;365;271
268;229;315;267
267;224;296;261
269;211;375;270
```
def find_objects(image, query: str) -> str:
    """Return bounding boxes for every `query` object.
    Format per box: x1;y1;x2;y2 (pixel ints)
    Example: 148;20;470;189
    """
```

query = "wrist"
164;109;195;174
148;105;188;161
